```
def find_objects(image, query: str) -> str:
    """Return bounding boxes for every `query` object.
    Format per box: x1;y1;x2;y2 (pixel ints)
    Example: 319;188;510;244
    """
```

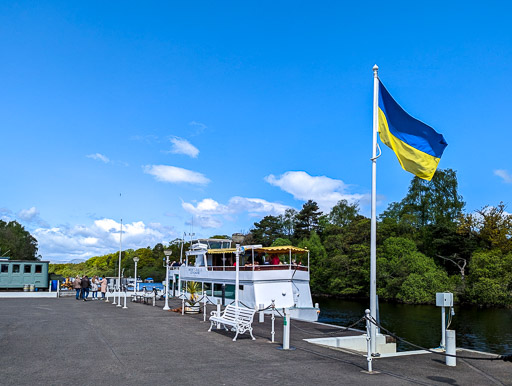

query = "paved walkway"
0;297;510;385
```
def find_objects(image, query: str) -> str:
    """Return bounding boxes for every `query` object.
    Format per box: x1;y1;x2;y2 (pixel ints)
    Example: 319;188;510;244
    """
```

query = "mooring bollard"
259;303;265;323
365;309;373;373
445;330;456;366
282;308;290;350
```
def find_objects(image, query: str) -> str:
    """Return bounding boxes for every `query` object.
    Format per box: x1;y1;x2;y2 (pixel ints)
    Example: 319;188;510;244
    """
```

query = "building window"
13;264;20;273
35;265;42;273
1;264;8;273
24;265;32;274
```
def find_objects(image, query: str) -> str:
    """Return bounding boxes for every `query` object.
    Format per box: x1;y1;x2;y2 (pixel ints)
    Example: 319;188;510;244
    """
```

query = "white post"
203;286;207;322
445;330;456;366
216;299;221;329
235;244;240;307
370;64;379;355
118;219;123;307
117;287;122;307
282;308;290;350
163;250;172;311
57;280;60;298
441;306;446;349
123;292;127;309
365;309;373;373
271;300;275;343
259;303;265;323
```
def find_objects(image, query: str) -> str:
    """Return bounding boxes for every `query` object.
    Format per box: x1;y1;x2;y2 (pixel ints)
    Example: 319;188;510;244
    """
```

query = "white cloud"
16;207;49;227
169;137;199;158
227;197;290;216
183;197;290;217
189;121;207;136
181;196;291;229
86;153;110;163
18;207;39;221
265;171;367;212
35;219;176;263
144;165;210;185
494;169;512;183
186;215;223;229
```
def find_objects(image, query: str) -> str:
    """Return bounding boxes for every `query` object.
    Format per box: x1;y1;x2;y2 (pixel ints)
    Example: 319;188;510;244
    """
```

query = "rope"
365;315;511;362
291;317;366;336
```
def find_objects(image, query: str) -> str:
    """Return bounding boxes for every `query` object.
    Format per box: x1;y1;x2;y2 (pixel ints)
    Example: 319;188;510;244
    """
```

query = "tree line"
244;168;512;307
7;168;511;307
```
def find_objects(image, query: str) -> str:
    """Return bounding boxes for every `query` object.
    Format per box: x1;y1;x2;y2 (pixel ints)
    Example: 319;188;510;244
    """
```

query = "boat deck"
0;297;510;385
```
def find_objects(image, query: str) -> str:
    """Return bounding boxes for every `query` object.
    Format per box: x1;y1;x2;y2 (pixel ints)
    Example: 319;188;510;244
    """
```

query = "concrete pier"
0;297;510;385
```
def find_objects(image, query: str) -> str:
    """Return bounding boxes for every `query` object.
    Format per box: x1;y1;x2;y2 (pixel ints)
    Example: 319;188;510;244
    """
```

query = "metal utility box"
436;292;453;307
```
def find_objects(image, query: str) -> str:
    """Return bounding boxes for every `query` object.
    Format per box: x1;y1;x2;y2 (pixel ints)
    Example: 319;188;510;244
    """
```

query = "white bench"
208;304;256;341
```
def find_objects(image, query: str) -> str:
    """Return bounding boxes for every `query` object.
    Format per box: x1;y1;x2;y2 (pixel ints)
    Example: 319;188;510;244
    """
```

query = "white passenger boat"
173;238;320;321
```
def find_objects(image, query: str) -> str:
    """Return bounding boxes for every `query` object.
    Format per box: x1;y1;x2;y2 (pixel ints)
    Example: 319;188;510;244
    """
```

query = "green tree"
380;169;466;259
459;202;512;253
250;215;284;246
271;238;292;247
466;249;512;306
377;237;452;303
329;200;360;227
0;220;38;260
294;200;322;241
299;231;328;293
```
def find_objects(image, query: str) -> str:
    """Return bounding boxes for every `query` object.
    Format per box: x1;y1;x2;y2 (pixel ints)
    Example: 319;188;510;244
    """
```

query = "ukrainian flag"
378;80;448;180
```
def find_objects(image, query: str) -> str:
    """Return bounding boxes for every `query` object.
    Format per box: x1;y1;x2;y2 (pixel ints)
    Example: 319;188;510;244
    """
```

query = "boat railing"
205;265;308;272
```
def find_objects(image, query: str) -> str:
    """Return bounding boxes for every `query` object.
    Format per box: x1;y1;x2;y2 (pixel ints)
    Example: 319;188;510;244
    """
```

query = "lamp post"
163;249;172;311
133;256;139;295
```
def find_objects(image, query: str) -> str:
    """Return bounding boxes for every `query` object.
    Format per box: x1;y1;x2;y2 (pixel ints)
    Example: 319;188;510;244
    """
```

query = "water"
131;283;164;292
314;297;512;355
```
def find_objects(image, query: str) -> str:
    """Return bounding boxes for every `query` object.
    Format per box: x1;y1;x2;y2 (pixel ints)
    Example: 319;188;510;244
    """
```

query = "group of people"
72;275;107;301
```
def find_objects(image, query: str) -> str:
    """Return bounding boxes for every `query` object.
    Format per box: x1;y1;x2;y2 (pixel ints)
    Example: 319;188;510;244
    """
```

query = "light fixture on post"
163;249;172;311
133;256;139;296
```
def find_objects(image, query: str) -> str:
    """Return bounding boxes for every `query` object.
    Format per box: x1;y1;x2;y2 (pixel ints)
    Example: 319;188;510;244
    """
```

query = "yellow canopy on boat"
207;248;237;254
254;246;308;254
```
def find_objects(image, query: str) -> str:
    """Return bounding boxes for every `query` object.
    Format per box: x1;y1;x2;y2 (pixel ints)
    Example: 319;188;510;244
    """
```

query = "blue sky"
1;1;511;262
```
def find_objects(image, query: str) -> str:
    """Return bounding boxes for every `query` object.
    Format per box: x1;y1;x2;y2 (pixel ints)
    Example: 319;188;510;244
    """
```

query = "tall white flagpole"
118;219;123;306
370;64;379;354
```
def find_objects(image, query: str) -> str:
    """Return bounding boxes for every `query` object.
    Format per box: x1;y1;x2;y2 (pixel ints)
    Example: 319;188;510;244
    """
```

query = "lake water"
314;297;512;355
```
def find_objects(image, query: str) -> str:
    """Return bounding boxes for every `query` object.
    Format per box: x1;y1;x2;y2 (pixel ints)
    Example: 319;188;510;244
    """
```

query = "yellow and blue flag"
378;80;447;180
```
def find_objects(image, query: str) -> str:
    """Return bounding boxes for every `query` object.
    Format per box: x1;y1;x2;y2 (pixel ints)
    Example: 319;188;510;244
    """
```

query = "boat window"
24;265;32;274
13;264;20;273
213;283;223;297
239;285;244;290
1;264;8;273
225;284;235;300
35;265;42;273
204;282;212;296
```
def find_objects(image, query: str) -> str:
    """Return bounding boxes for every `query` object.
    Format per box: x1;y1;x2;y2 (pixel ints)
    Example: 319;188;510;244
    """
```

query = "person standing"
73;275;82;300
81;275;90;301
91;276;99;300
100;277;108;300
